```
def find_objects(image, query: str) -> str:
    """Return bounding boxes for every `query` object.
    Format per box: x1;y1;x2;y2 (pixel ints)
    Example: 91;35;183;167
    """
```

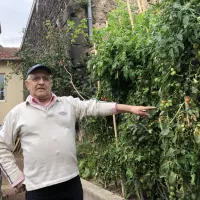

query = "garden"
11;0;200;199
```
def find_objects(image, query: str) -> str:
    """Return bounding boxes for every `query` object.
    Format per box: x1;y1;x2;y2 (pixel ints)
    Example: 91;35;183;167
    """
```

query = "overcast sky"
0;0;34;48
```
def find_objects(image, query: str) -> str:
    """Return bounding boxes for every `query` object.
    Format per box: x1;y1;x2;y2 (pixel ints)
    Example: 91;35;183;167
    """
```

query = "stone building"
21;0;158;66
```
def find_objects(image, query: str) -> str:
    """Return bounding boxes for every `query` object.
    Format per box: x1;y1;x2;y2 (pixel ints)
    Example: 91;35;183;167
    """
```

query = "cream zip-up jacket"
0;95;117;191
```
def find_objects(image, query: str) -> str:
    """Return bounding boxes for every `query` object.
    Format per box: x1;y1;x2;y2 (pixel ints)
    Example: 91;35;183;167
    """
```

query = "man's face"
25;69;53;100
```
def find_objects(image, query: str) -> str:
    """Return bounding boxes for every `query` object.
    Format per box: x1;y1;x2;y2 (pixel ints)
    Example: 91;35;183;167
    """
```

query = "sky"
0;0;34;48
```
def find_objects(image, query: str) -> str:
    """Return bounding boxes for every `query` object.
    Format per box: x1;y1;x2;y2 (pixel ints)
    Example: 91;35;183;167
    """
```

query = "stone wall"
22;0;86;58
22;0;159;63
92;0;159;28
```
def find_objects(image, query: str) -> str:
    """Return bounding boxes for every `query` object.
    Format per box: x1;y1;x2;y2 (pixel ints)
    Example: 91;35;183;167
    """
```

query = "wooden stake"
97;81;101;91
137;0;143;13
94;43;98;56
141;0;145;12
106;20;108;27
94;43;101;91
121;180;125;198
113;114;125;198
113;115;118;148
185;96;190;127
126;0;134;29
13;138;20;153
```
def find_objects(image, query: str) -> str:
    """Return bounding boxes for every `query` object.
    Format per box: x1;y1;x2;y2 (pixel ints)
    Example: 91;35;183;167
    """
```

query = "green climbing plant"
79;0;200;199
8;18;93;99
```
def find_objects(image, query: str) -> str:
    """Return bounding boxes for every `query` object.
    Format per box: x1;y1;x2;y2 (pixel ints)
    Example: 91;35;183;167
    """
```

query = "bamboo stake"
97;81;101;91
113;115;118;148
185;96;191;127
121;180;125;198
113;113;125;198
141;0;145;12
94;43;101;92
106;20;108;28
137;0;143;13
126;0;134;29
94;43;98;56
13;138;20;153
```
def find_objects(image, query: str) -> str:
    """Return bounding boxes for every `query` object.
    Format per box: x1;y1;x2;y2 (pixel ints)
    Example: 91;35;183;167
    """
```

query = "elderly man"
0;64;155;200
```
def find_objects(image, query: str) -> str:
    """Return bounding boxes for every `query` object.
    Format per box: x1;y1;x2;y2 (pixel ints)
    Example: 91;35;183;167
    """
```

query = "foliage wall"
78;0;200;199
10;19;93;99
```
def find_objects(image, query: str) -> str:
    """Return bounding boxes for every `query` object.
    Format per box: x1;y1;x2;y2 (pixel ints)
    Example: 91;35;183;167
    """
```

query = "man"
0;64;156;200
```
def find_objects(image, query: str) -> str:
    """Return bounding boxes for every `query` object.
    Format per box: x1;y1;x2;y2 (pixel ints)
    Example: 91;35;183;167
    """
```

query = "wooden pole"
185;96;190;127
13;138;20;153
141;0;145;12
113;115;118;148
126;0;134;29
137;0;143;13
113;114;125;198
94;43;101;91
106;20;108;28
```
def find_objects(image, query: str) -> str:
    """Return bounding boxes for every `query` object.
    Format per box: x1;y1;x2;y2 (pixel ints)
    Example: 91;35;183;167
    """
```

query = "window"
0;74;5;101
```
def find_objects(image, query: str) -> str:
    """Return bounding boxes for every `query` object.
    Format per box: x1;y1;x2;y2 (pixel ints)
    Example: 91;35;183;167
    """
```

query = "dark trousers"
26;175;83;200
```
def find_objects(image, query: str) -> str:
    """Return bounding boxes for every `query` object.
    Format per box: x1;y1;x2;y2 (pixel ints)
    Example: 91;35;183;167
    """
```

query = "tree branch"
63;65;85;100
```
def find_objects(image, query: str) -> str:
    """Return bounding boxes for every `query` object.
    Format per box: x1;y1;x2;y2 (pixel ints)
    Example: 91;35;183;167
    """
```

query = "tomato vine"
80;0;200;199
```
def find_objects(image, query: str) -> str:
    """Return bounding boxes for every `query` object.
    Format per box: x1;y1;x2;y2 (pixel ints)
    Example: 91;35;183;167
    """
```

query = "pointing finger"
143;106;156;110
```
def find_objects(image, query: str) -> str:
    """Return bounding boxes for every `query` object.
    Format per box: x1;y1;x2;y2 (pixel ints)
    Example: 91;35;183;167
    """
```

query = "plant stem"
63;65;85;100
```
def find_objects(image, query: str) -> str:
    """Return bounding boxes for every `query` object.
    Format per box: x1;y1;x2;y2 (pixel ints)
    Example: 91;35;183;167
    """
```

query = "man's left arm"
115;104;156;117
68;97;156;119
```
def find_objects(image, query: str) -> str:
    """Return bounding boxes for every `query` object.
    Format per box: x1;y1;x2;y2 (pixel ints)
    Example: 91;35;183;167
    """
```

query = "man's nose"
38;78;45;84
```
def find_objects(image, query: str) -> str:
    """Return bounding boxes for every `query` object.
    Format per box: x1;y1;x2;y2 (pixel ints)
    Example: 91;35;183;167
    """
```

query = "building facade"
0;48;23;124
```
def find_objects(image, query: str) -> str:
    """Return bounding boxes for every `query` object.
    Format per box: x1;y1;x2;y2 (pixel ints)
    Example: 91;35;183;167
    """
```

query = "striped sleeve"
0;112;24;186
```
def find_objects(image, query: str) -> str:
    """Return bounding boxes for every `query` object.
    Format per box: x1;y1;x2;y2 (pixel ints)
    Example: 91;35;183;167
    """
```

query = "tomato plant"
84;0;200;199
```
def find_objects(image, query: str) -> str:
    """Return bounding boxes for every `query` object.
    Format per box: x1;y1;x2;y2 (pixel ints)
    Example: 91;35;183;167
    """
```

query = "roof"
0;47;21;61
20;0;37;49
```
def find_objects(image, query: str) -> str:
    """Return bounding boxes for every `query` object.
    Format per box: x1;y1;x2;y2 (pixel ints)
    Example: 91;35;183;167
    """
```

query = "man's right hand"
15;182;26;193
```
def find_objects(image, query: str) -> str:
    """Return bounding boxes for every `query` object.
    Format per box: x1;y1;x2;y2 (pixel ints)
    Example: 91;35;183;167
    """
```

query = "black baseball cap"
27;64;52;76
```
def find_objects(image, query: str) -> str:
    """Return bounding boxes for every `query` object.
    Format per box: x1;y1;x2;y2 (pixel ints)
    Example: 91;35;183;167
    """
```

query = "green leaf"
126;168;133;178
169;48;174;58
191;173;196;185
183;15;190;28
177;41;184;49
169;171;177;185
161;128;170;136
192;86;199;94
173;2;181;9
177;33;183;41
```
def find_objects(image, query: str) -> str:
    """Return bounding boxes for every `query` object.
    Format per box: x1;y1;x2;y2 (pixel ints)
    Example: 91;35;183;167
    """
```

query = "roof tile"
0;47;20;60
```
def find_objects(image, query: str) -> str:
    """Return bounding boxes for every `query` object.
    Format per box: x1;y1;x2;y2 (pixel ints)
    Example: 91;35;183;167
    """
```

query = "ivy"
9;19;93;99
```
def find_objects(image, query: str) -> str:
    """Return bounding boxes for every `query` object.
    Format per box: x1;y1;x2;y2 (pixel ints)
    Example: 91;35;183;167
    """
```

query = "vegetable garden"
11;0;200;199
78;0;200;199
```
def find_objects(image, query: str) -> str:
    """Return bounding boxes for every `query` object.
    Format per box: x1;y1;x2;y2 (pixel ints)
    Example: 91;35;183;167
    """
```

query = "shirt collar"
26;93;59;105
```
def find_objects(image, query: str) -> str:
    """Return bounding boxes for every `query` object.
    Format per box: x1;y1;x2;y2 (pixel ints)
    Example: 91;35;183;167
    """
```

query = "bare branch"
63;65;85;100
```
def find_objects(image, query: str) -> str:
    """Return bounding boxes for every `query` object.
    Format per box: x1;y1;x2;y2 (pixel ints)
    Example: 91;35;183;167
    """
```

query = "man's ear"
25;80;30;90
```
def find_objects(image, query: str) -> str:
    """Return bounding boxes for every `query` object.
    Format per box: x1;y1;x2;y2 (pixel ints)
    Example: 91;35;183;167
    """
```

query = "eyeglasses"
29;76;51;83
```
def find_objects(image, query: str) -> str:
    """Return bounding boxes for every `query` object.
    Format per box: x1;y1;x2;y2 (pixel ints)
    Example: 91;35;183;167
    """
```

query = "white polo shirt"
0;95;117;191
